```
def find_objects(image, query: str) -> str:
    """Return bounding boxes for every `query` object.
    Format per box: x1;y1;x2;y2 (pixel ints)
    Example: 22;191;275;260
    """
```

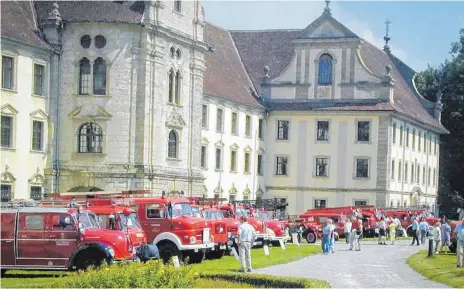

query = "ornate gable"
256;185;264;196
229;183;237;195
244;145;252;153
230;143;239;150
1;104;18;115
30;109;49;120
296;8;358;40
215;140;224;148
243;184;251;196
28;167;45;185
165;109;186;129
68;106;111;120
1;165;16;183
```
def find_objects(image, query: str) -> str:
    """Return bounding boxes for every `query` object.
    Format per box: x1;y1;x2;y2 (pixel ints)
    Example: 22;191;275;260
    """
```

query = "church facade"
1;1;447;214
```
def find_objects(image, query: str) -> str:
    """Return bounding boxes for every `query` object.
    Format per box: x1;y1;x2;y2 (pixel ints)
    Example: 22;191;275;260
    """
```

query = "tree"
415;28;464;217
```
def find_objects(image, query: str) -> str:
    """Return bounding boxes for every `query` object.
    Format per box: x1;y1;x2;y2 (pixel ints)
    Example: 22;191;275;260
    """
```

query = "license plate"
220;245;226;250
194;249;198;252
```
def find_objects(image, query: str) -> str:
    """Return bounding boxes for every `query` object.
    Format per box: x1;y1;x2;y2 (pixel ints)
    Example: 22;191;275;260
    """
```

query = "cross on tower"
323;0;332;16
383;19;391;52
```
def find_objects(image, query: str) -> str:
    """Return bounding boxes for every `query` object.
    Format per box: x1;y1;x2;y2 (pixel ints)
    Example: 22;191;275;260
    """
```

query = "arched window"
168;69;174;103
78;123;103;153
93;57;107;95
79;58;91;95
168;130;178;158
175;70;181;104
174;0;181;13
318;54;333;85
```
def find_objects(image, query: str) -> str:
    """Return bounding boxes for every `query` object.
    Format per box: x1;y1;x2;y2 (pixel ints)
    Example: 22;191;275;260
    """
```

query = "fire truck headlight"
108;247;115;257
227;232;232;238
189;236;197;244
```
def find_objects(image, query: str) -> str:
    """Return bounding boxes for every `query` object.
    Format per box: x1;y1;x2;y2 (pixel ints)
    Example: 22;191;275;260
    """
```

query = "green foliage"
194;277;254;288
56;260;199;288
414;28;464;215
407;250;464;288
200;272;331;288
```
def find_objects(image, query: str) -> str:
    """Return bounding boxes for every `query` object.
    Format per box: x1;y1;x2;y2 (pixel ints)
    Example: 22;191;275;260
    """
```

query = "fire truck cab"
0;201;138;275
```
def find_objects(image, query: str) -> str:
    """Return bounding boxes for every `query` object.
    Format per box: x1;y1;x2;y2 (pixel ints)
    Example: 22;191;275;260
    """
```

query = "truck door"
0;212;16;266
44;213;78;268
16;212;47;267
140;203;170;243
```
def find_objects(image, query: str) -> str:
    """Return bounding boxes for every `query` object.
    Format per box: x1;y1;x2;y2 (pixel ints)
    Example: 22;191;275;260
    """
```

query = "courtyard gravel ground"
256;240;449;288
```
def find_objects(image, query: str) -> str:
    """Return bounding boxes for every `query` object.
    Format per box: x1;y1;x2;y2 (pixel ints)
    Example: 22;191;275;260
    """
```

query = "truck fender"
153;232;183;250
68;243;114;269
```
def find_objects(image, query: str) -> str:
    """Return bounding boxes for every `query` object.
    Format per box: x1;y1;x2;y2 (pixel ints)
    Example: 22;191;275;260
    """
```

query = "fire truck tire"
159;243;182;265
1;269;6;276
75;249;106;271
305;231;317;244
188;251;205;264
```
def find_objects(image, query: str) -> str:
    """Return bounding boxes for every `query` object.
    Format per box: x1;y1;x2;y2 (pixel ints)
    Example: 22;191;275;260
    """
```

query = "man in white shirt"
344;218;352;244
238;216;256;272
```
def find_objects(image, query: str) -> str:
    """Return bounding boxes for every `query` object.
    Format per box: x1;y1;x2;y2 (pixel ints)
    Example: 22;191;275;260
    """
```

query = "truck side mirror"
64;217;72;225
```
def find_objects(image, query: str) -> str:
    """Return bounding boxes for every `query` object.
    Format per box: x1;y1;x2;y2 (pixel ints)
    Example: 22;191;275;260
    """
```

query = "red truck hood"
174;215;210;229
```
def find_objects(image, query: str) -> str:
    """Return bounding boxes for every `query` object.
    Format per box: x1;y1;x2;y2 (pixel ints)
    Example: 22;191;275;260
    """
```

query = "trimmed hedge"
200;272;331;288
57;260;199;288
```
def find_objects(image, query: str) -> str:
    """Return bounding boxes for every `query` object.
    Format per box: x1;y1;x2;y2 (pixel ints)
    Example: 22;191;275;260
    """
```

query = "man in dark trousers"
410;217;420;246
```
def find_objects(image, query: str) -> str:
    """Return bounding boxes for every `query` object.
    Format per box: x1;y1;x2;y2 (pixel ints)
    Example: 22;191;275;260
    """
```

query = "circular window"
170;46;176;58
95;35;107;49
176;48;181;60
80;35;91;49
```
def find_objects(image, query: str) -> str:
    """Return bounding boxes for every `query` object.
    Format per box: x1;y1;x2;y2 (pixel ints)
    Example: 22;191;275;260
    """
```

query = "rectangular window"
423;134;427;152
391;160;395;180
417;165;420;184
258;119;264;139
229;194;236;202
434;137;437;155
30;186;42;201
2;56;13;89
245;115;251;137
25;215;44;230
422;167;426;185
315;157;328;177
257;154;263;175
33;64;44;95
200;145;207;168
146;204;166;219
357;121;370;142
215;148;222;170
244;152;250;173
32;121;43;151
314;199;326;209
418;132;421;151
428;167;431;186
216;108;223;132
404;163;408;182
231;112;237;135
316;121;329;141
1;184;11;202
399;126;404;146
406;128;410;147
1;115;12;148
355;158;369;178
277;120;289;140
201;105;208;128
411;165;415;183
354;200;367;206
392;123;396;144
276;156;288;175
230;150;237;172
412;130;416;149
433;169;436;186
398;161;402;181
428;137;432;154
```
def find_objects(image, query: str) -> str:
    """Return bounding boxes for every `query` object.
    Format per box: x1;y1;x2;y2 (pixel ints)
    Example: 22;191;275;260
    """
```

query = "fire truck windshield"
255;211;270;220
170;203;193;217
191;206;202;217
203;210;224;220
236;208;248;218
77;212;100;229
120;213;142;230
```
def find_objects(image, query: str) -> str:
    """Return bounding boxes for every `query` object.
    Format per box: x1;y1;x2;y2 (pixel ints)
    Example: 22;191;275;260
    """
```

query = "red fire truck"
0;200;138;275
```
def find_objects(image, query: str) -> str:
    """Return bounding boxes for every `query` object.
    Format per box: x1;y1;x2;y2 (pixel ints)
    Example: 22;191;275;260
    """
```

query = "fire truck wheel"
159;243;182;265
1;269;6;276
305;231;317;244
75;249;105;271
188;251;205;264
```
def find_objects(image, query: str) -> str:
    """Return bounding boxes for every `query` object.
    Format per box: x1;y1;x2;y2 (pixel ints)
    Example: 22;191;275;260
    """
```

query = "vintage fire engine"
0;200;138;275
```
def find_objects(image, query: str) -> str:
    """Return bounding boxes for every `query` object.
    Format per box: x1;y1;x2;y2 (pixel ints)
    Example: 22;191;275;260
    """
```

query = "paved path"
256;240;449;288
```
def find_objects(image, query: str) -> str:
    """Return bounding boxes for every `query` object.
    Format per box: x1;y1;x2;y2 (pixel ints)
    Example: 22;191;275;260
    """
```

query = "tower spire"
323;0;331;16
383;19;391;53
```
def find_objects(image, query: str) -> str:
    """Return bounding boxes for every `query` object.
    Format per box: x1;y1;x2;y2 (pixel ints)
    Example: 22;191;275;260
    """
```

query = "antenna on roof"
383;19;391;53
323;0;332;16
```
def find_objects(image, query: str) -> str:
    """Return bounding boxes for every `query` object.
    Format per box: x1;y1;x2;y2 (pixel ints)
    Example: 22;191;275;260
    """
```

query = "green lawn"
406;250;464;288
1;244;323;288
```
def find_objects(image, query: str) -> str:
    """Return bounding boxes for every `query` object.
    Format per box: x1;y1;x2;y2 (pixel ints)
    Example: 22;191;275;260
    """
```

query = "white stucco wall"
1;41;51;200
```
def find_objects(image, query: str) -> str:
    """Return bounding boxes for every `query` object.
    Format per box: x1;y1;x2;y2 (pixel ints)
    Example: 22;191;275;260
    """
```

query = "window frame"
200;145;207;169
317;54;333;86
167;130;179;159
77;122;103;153
93;57;107;96
315;120;330;142
1;184;12;202
33;63;45;96
31;120;44;152
405;127;410;148
173;0;182;13
275;155;289;176
314;156;329;178
231;111;238;135
244;151;250;174
146;203;167;219
313;199;327;209
1;54;16;91
258;118;264;140
78;57;91;95
215;147;222;171
354;157;370;179
245;115;251;137
201;104;208;129
1;114;14;149
230;149;237;172
257;154;263;175
216;108;224;133
276;120;290;141
391;159;395;180
356;120;371;143
392;123;396;144
399;125;404;146
30;185;42;201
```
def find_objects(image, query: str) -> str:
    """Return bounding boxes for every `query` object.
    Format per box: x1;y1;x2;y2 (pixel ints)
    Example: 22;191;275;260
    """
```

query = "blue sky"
203;1;464;72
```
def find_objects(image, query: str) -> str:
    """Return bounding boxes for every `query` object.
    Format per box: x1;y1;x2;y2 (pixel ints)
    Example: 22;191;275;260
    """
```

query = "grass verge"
406;250;464;288
1;244;326;288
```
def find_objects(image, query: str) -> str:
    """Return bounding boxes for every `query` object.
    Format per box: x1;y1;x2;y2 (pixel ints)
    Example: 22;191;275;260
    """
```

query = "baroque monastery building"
1;1;448;214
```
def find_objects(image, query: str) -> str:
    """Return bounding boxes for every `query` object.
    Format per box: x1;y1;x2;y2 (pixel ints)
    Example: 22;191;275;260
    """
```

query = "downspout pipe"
53;46;61;194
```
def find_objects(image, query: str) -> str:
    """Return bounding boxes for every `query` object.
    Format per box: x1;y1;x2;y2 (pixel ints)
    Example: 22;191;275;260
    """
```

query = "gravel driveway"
255;240;449;288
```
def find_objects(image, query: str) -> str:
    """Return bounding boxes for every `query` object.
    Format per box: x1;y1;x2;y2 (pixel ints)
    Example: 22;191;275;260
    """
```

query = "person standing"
328;221;336;253
432;222;442;254
440;220;451;254
419;218;430;245
344;218;352;244
355;219;363;251
321;220;331;255
411;217;420;246
455;218;464;268
389;221;398;245
237;216;256;272
378;217;387;245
